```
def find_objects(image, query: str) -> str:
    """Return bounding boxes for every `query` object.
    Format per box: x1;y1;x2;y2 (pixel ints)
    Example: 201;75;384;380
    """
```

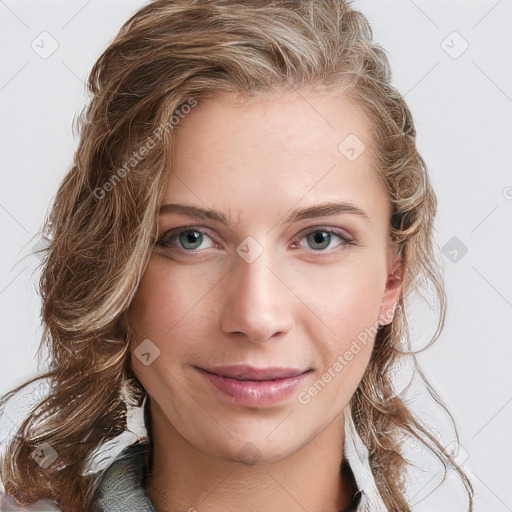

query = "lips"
198;364;309;381
196;365;313;407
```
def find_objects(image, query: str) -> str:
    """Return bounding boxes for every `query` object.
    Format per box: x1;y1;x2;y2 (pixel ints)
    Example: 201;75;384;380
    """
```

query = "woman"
0;0;473;510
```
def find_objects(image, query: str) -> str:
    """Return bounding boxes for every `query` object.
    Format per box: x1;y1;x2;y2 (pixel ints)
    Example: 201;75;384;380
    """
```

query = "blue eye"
294;228;354;252
306;231;336;250
157;228;216;251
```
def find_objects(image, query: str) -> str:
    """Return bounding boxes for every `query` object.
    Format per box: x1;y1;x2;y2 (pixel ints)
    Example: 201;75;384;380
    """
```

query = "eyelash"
156;225;356;255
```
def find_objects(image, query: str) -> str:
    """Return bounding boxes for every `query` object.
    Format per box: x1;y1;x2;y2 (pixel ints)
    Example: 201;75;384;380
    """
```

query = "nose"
218;247;294;343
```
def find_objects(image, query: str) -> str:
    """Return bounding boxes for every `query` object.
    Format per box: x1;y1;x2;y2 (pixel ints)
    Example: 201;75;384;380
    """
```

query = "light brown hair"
0;1;473;510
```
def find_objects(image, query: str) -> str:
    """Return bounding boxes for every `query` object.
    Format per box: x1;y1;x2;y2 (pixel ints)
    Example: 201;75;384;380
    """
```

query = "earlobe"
378;259;404;326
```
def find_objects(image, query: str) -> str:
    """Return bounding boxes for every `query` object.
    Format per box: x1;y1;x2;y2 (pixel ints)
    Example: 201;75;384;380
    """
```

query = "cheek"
126;258;203;393
126;256;224;394
299;258;385;398
298;254;386;336
334;269;384;332
127;255;216;339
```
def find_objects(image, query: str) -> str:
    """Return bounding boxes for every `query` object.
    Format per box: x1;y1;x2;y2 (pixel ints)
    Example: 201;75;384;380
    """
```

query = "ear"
378;255;404;327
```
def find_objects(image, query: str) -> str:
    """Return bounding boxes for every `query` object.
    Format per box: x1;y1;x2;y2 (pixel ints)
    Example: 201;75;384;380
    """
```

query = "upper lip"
198;364;310;381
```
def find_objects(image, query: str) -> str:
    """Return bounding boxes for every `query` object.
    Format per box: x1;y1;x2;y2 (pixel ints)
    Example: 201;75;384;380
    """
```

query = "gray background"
0;0;511;510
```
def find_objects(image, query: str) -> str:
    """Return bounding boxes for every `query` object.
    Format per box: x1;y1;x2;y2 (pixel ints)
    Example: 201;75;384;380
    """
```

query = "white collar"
343;405;389;511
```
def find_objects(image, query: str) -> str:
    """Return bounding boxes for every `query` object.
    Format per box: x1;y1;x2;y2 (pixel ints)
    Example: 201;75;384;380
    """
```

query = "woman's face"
128;87;402;464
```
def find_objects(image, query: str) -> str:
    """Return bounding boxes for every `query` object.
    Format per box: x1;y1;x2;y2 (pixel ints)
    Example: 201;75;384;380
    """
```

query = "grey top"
91;442;157;512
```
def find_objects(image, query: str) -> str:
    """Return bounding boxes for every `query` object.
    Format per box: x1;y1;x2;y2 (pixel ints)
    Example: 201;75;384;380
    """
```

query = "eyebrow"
159;201;370;225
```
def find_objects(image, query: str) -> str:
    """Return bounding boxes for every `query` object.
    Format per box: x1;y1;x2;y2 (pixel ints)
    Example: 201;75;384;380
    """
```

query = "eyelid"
296;225;354;243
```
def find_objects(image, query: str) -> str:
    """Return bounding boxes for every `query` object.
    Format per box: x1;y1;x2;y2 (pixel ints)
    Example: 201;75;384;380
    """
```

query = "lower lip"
197;368;311;407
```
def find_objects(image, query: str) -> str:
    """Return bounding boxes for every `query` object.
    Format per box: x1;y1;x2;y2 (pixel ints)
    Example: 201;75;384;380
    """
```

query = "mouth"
195;365;313;407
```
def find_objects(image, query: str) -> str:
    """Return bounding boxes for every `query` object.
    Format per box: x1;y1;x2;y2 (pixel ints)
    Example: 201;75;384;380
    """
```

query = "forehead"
174;86;374;155
164;87;388;224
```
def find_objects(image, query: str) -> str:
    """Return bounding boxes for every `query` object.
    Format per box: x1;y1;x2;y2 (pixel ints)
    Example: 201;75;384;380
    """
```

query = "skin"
127;86;403;512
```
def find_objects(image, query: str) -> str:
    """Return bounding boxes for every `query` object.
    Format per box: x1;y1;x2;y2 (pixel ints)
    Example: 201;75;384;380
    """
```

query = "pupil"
310;232;329;250
181;231;201;249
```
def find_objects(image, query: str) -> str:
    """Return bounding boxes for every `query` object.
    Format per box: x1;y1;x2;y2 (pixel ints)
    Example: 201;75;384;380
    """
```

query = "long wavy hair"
0;0;473;510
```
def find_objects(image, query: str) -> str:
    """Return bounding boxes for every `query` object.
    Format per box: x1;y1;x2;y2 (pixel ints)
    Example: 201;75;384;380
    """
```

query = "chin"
194;430;301;466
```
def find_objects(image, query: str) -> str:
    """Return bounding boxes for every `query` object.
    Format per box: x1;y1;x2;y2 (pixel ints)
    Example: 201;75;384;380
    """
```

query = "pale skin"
127;86;403;512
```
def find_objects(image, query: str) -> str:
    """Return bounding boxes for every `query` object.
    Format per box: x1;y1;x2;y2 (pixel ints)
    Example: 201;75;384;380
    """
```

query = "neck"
144;400;358;512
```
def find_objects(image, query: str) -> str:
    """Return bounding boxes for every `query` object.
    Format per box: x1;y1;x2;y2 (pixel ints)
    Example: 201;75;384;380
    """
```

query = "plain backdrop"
0;1;511;510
